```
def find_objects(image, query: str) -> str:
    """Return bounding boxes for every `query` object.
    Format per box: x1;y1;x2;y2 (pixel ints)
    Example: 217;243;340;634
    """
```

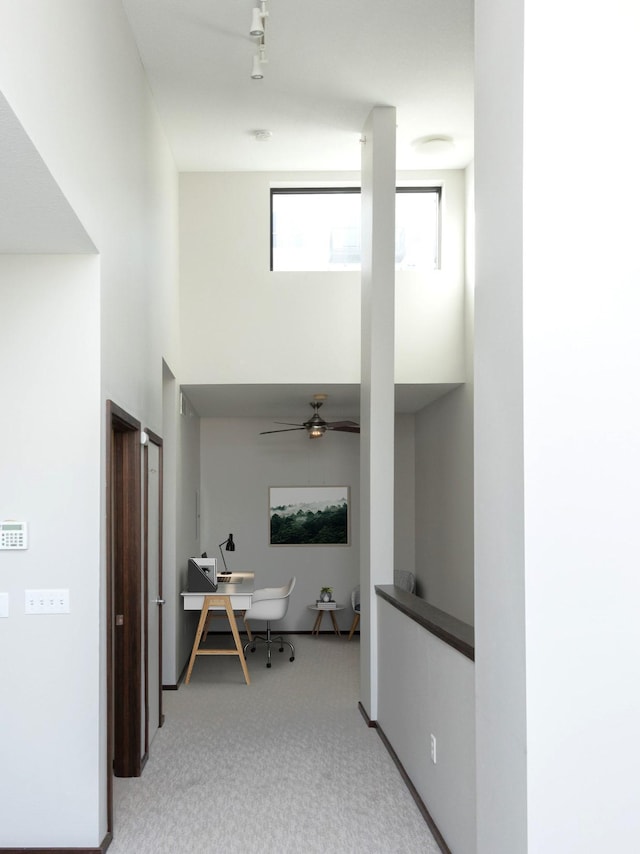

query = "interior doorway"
106;403;165;834
106;401;143;835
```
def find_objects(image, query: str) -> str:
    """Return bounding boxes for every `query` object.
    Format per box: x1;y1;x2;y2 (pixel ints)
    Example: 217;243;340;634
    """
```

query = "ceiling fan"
260;394;360;439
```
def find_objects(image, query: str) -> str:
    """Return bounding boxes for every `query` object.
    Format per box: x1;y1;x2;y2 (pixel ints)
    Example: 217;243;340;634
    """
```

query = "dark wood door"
106;402;143;819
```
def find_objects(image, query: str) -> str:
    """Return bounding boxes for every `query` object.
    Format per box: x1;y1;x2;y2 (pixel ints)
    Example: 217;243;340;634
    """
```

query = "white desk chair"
348;574;414;641
394;570;416;593
348;585;360;640
243;577;296;668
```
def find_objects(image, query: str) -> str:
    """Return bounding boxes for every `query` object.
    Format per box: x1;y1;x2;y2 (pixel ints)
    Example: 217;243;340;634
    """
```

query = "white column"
474;1;527;850
360;106;396;719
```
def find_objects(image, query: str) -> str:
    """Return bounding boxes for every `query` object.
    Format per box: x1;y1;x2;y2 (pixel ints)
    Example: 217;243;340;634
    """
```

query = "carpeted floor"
110;633;439;853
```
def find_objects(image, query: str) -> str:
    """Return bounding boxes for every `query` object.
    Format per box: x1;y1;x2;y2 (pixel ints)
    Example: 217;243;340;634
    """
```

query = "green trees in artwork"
270;503;348;544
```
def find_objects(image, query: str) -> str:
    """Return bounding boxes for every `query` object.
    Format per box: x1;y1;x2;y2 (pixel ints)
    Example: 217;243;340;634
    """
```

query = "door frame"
143;428;164;755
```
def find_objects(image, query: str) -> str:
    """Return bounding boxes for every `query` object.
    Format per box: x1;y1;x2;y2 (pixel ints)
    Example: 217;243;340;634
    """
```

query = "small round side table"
308;604;345;636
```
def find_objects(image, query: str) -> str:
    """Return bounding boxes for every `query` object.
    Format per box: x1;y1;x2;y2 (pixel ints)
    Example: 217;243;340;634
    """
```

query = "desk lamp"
218;533;235;573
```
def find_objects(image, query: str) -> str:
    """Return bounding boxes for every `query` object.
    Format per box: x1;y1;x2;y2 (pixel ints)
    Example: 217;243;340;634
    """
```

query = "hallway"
110;634;438;853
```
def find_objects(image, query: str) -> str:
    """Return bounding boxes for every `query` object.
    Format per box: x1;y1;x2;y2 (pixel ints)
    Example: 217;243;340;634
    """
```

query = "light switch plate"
0;592;8;618
25;589;70;614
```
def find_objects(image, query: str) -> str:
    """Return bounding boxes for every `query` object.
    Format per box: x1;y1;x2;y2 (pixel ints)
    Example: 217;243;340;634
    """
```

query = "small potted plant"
320;586;333;603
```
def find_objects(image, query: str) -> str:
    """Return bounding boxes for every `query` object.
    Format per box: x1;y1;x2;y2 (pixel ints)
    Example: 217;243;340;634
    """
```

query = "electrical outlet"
430;733;437;764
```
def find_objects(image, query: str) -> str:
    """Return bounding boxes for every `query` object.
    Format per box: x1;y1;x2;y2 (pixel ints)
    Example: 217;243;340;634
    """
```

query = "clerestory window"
270;186;441;272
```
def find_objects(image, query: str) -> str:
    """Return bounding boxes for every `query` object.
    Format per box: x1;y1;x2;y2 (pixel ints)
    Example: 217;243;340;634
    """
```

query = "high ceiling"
123;1;474;418
122;0;474;173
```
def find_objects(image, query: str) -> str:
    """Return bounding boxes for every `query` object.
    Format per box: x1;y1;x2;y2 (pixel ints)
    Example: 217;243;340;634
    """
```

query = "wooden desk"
182;573;254;685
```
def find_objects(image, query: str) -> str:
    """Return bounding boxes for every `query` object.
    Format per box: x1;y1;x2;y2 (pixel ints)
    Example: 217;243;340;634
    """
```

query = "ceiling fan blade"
326;421;360;433
326;420;360;428
272;421;305;427
260;427;306;435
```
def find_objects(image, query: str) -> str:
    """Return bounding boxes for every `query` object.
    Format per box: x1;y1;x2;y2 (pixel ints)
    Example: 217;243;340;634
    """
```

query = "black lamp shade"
218;533;236;572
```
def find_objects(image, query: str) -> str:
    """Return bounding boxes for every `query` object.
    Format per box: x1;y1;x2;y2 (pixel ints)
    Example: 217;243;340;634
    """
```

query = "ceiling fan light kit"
260;394;360;439
308;417;327;439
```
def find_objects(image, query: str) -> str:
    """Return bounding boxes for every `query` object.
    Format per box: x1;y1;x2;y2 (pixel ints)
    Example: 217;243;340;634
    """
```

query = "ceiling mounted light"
251;51;265;79
249;1;269;79
308;423;327;439
250;4;266;37
415;135;456;156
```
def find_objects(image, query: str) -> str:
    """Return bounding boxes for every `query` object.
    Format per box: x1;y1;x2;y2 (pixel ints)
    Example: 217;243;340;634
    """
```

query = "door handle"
153;598;166;605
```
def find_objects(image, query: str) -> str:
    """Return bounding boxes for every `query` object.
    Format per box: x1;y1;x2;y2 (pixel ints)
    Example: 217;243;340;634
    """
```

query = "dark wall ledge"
376;585;475;661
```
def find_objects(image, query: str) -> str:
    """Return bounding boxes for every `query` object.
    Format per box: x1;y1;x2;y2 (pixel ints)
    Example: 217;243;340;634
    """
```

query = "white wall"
0;3;179;846
0;255;101;846
179;169;466;387
394;414;416;575
198;417;360;633
395;170;467;385
475;1;640;852
378;598;476;854
412;164;474;625
521;2;640;850
0;4;180;425
414;382;474;625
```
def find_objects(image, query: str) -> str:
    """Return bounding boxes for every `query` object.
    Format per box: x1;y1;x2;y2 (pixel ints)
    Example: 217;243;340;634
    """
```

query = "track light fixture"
249;1;269;79
251;46;266;79
250;3;266;37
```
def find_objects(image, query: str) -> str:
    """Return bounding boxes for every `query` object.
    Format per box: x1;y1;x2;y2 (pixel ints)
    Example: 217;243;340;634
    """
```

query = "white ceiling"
122;0;474;172
182;383;461;419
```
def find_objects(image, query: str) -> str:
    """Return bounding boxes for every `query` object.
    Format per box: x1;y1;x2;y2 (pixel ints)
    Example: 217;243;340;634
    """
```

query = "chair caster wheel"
289;656;295;662
250;646;256;653
279;646;284;653
266;662;271;668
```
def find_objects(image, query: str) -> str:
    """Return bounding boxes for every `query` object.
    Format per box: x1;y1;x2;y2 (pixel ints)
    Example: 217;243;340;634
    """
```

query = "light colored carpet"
111;634;439;853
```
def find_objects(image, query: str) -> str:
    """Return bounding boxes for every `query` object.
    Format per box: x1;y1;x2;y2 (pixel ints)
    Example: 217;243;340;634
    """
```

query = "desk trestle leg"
185;595;251;685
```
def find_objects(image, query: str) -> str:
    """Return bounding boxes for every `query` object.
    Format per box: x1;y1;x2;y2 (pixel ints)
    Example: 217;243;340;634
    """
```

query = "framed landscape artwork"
269;486;350;546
